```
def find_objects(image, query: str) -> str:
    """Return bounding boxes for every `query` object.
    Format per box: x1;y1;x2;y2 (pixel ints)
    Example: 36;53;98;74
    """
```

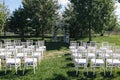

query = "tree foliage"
8;7;28;40
63;0;117;41
22;0;59;40
0;3;7;33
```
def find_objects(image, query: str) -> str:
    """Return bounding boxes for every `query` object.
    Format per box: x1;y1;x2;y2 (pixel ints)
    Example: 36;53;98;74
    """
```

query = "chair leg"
15;66;17;74
5;64;7;74
110;67;113;75
93;67;95;75
23;64;26;75
75;66;78;75
33;65;35;74
0;62;1;70
86;67;88;75
10;65;11;70
104;67;106;76
36;63;38;69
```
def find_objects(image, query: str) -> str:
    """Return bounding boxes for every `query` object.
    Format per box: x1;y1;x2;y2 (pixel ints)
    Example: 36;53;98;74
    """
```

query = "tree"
22;0;59;40
8;7;28;41
63;4;85;40
118;0;120;3
67;0;116;41
0;3;7;34
91;0;116;36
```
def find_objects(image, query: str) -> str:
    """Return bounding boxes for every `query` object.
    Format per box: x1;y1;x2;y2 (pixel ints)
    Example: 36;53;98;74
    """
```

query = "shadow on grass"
86;71;96;79
64;53;72;61
22;69;32;75
67;70;78;77
2;69;31;76
66;57;72;61
116;71;120;76
46;74;68;80
100;71;115;79
64;53;71;56
67;70;99;79
45;42;69;50
0;70;6;76
15;70;24;76
67;63;75;67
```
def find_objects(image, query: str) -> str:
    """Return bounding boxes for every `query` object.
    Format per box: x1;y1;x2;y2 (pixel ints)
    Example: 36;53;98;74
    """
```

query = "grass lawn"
79;35;120;45
0;35;120;80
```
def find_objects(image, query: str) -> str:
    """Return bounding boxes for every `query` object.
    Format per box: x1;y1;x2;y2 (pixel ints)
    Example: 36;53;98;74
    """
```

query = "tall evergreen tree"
22;0;59;40
66;0;116;41
8;7;28;41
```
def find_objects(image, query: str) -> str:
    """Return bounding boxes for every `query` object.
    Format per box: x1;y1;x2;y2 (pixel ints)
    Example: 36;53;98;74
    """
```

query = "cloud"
58;0;70;12
58;0;70;6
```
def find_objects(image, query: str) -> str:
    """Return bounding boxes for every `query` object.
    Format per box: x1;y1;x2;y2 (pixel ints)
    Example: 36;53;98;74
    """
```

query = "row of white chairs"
0;40;46;74
70;41;120;76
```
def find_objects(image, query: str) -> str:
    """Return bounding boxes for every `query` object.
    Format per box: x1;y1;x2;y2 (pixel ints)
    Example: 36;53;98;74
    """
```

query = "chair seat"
32;52;41;57
5;52;12;55
17;53;26;58
0;48;6;52
15;46;23;48
69;46;76;49
78;46;86;50
71;49;78;53
88;46;96;50
25;58;37;64
106;59;120;65
88;53;95;58
72;53;81;57
99;53;110;58
6;58;21;65
6;46;14;49
113;54;120;58
91;59;104;64
0;53;5;56
106;50;113;53
75;59;87;64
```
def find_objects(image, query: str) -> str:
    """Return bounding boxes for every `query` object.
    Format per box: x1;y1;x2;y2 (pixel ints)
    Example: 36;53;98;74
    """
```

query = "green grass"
0;35;120;80
1;50;120;80
78;35;120;45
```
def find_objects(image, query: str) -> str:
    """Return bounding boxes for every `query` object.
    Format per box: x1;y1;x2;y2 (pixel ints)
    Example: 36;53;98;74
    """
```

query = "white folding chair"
87;46;96;59
71;48;81;61
5;49;21;74
112;46;120;59
16;45;25;59
23;48;37;74
106;46;120;75
13;40;21;46
91;49;105;75
74;48;88;75
26;40;33;46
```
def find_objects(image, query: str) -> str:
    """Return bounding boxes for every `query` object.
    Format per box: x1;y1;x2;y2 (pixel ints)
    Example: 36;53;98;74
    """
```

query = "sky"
4;0;22;13
2;0;70;13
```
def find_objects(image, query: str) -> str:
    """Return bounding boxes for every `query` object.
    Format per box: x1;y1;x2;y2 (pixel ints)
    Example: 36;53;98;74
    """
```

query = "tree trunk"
35;28;40;37
4;29;6;36
41;26;44;40
88;22;92;42
80;30;83;38
20;28;25;41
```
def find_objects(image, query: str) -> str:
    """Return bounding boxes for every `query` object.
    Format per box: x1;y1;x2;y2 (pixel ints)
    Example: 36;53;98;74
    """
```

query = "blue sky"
4;0;22;13
3;0;70;13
